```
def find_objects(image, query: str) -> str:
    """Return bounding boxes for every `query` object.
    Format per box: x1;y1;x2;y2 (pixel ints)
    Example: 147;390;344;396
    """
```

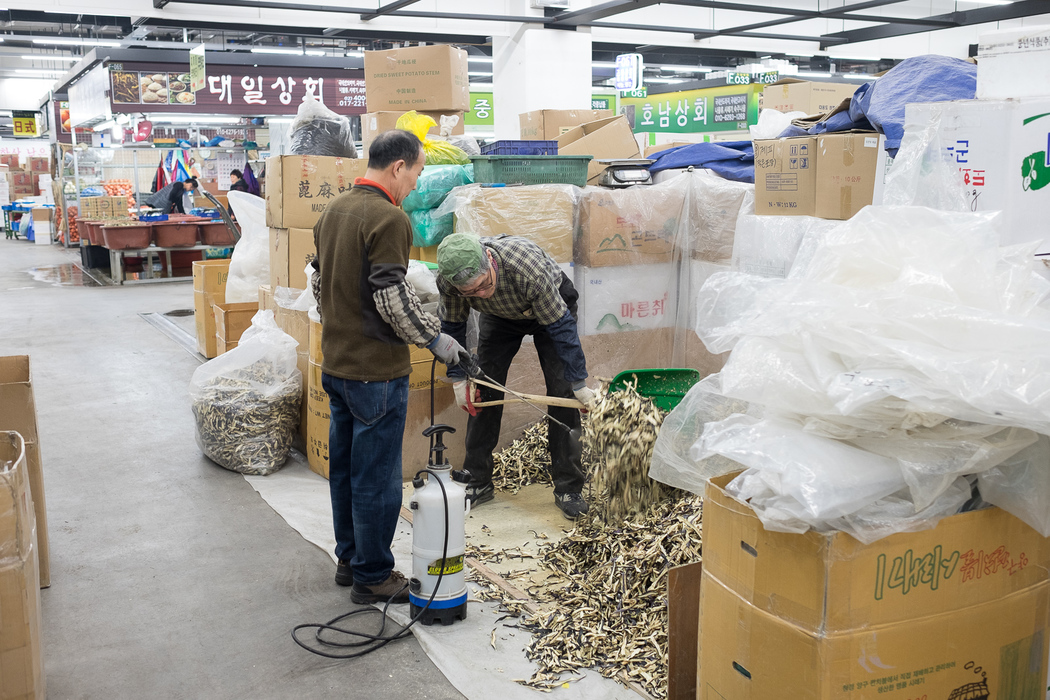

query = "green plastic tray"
609;368;701;412
469;155;593;187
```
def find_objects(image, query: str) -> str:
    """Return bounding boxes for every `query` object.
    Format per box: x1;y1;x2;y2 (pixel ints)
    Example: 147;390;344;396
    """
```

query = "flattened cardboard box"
364;45;470;112
699;472;1050;700
0;432;45;699
557;115;640;185
753;137;817;216
519;109;613;140
264;155;368;231
453;185;575;264
0;356;50;589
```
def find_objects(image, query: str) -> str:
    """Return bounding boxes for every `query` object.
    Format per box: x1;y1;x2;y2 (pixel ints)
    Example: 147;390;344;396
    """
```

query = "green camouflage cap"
437;234;489;286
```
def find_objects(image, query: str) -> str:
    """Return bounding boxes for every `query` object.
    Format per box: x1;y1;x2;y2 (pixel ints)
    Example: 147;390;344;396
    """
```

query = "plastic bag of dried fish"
190;311;302;476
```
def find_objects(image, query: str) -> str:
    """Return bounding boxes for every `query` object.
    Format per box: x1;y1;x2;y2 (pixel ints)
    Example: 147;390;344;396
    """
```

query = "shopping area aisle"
0;239;463;699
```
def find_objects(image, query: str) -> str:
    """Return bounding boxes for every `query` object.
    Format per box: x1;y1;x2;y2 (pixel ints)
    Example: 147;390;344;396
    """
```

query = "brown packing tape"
839;186;852;219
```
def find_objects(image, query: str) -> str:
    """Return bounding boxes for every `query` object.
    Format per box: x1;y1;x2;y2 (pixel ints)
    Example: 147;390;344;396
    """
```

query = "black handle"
423;423;456;466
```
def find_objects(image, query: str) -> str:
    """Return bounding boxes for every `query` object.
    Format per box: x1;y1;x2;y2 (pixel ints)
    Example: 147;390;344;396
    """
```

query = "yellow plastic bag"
396;111;470;166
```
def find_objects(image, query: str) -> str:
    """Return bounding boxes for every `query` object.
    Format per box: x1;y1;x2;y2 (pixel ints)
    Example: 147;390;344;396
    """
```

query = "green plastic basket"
469;155;593;187
609;368;701;412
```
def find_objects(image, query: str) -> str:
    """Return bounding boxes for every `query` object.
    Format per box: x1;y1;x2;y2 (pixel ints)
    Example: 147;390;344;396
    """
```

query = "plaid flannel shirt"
437;235;567;325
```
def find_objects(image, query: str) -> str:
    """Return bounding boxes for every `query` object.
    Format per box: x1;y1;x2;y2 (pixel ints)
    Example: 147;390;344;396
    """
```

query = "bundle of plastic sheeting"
402;164;473;248
650;204;1050;540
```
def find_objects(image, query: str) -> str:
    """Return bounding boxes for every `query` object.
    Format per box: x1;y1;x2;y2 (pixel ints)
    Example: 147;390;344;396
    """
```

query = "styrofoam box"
574;263;678;336
977;25;1050;101
906;98;1050;254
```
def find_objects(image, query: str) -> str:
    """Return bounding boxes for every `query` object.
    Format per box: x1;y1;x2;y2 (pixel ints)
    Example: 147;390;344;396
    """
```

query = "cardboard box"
453;185;575;263
574;263;678;335
761;78;859;116
557;116;641;185
0;154;17;168
264;155;368;230
905;98;1050;254
753;137;817;216
814;131;888;220
307;319;329;478
0;356;50;589
977;25;1050;100
576;184;685;266
213;302;258;352
0;432;45;699
364;45;470;112
192;260;230;358
519;109;614;140
269;227;316;292
410;245;438;264
78;196;126;219
8;171;31;187
258;284;276;313
27;157;48;173
686;172;754;263
361;110;465;149
699;472;1050;700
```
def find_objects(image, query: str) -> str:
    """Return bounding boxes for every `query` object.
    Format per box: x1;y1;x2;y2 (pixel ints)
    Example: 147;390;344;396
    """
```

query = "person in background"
435;233;596;520
312;130;469;604
228;169;249;193
166;177;198;214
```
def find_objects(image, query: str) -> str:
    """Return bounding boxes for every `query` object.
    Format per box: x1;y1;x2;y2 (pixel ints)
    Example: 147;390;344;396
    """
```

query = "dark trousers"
463;277;585;495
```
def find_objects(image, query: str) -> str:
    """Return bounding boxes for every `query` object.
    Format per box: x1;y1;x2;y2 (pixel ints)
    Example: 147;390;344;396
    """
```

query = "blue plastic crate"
139;213;169;222
480;140;558;156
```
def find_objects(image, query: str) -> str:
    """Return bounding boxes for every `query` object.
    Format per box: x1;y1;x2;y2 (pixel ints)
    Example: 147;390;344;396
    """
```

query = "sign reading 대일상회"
105;62;366;116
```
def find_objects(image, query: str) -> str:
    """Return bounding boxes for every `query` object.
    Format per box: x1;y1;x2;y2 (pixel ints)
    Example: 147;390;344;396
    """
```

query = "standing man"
436;233;596;520
313;130;468;604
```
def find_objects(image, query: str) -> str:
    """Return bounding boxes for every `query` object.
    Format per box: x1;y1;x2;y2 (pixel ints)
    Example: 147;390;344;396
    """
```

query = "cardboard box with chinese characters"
361;110;465;149
453;185;575;263
574;263;678;335
556;115;640;185
761;78;859;116
815;131;888;220
753;137;817;216
0;356;50;589
699;472;1050;700
364;45;469;112
193;259;229;358
213;302;258;356
264;155;368;230
576;183;686;266
519;109;613;140
268;227;316;291
905;98;1050;254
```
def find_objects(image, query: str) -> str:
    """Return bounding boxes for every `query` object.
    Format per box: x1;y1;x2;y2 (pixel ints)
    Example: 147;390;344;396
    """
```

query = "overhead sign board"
615;53;644;92
190;44;206;93
11;111;39;138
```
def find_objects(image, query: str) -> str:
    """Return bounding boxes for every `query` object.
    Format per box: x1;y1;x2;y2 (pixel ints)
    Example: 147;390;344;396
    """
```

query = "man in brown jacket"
313;130;467;605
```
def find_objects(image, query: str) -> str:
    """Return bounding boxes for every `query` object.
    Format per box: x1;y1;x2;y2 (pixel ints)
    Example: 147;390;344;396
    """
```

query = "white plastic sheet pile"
651;204;1050;541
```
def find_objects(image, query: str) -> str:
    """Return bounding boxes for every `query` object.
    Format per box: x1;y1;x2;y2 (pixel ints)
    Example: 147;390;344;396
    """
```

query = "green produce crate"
469;155;593;187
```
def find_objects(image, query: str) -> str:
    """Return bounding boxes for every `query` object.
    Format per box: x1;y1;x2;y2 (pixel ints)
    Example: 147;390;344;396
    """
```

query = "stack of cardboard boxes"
0;156;50;199
360;45;471;151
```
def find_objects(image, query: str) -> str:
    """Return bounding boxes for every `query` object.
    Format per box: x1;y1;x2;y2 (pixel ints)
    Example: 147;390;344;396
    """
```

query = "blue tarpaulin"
648;140;755;183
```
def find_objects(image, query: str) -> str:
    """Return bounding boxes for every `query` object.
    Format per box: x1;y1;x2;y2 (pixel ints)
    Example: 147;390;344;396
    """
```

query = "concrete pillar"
492;26;593;140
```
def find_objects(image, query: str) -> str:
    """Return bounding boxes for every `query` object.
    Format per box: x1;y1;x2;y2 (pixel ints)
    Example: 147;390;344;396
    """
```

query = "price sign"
11;111;39;138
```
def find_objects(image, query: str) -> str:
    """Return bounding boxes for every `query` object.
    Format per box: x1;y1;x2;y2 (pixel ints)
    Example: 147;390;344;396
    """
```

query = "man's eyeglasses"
459;267;495;297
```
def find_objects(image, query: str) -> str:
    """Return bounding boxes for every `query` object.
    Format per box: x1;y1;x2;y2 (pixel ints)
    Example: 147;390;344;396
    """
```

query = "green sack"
409;208;454;248
402;164;473;213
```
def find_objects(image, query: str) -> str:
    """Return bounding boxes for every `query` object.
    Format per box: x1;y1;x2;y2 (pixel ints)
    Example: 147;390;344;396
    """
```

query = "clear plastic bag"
686;171;754;263
881;101;973;211
978;434;1050;536
748;108;808;140
731;214;837;278
225;191;268;303
435;114;481;156
190;311;302;475
406;260;439;303
289;95;358;158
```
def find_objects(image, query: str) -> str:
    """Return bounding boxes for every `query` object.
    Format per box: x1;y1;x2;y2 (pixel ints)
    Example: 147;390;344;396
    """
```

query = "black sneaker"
351;570;410;605
465;481;495;507
554;492;590;520
335;559;353;587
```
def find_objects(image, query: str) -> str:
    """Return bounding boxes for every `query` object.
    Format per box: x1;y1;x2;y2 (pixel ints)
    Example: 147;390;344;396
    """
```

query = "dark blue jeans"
322;372;409;586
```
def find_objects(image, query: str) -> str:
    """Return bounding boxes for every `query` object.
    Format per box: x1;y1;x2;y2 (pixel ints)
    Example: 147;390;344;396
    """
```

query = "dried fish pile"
190;362;301;476
492;420;554;492
585;384;672;523
518;496;703;698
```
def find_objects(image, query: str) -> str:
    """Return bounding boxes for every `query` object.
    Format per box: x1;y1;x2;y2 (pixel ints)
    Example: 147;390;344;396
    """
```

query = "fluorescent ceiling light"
15;69;65;75
32;38;120;47
646;77;686;84
345;50;364;58
467;71;492;76
467;56;492;63
969;0;1013;4
93;119;116;132
796;70;833;77
267;117;295;124
304;49;326;56
251;47;302;55
21;54;78;61
591;61;617;68
659;65;704;72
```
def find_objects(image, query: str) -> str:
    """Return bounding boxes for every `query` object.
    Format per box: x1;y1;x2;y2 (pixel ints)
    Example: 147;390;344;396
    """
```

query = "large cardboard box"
361;110;465;149
0;432;45;699
686;172;754;263
814;131;888;220
905;98;1050;254
453;185;575;263
192;260;230;358
213;302;258;355
264;155;368;230
364;45;470;112
576;184;685;266
7;171;31;187
977;25;1050;100
699;472;1050;700
557;116;641;185
307;319;330;478
574;263;678;335
0;357;50;589
754;137;817;216
78;195;126;219
761;78;859;116
519;109;614;140
27;157;48;173
268;227;316;291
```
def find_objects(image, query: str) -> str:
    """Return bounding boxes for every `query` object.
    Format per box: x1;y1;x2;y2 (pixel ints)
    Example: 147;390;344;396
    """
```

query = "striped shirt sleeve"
373;281;441;347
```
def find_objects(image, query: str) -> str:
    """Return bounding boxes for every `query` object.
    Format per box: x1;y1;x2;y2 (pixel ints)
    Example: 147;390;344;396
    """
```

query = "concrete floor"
0;238;465;699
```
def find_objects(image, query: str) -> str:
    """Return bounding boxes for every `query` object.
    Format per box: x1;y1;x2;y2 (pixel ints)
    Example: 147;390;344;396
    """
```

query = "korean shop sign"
106;62;366;116
189;44;206;93
620;83;761;134
464;92;493;126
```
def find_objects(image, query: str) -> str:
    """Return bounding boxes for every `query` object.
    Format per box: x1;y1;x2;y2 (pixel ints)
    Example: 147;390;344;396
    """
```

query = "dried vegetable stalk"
492;420;554;492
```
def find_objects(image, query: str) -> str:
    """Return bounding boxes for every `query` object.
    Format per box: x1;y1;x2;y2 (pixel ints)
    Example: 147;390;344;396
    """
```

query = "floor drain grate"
164;309;195;317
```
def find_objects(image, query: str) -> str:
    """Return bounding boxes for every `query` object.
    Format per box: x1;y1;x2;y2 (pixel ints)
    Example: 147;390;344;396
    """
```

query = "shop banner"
105;61;367;116
190;45;206;93
11;111;39;138
592;94;616;111
620;84;761;134
465;92;493;126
